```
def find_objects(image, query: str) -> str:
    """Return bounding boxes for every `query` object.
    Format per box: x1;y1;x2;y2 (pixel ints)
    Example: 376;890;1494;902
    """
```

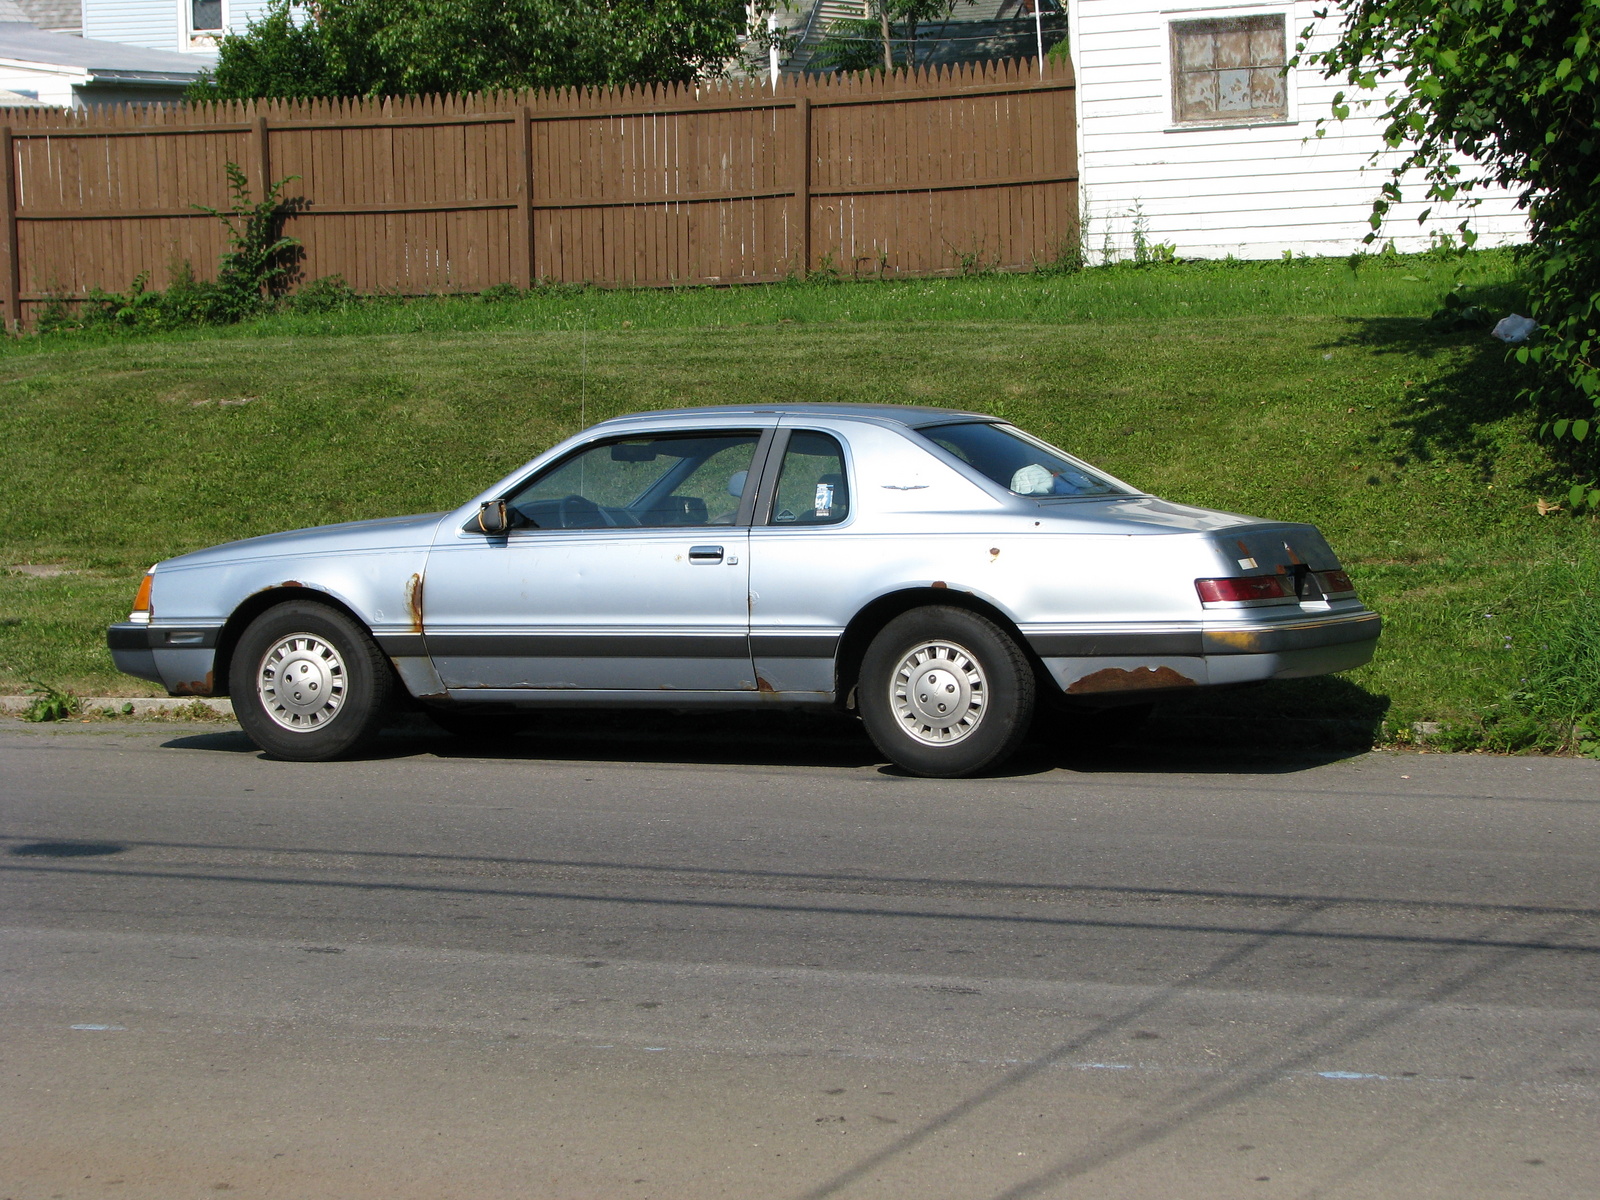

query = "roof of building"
13;0;80;34
0;20;212;81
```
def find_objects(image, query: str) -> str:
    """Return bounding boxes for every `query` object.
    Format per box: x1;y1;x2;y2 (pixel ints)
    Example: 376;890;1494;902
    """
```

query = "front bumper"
107;623;221;694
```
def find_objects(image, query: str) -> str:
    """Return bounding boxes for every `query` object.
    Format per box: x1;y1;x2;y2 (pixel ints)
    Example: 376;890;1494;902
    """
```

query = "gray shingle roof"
0;21;211;80
14;0;80;34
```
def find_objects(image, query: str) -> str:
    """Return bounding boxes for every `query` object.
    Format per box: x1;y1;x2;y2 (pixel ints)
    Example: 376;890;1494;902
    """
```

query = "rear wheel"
231;601;395;761
857;606;1035;777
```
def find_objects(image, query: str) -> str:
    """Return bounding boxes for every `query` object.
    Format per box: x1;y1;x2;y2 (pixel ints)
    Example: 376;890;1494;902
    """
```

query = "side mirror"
464;498;523;535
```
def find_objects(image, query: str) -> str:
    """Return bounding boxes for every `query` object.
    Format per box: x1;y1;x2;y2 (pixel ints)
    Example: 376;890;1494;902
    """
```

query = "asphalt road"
1;715;1597;1200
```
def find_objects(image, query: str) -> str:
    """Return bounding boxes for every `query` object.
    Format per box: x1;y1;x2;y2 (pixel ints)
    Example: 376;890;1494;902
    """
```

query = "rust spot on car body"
756;676;777;693
930;580;948;589
1067;666;1197;694
405;573;425;633
280;580;303;589
1205;628;1264;652
171;671;215;697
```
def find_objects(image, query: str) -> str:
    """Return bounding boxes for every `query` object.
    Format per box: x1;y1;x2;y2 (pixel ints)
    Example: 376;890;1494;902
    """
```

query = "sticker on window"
814;483;834;515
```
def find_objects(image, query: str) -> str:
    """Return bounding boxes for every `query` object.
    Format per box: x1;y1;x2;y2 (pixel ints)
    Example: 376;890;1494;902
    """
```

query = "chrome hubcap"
890;640;986;745
258;633;347;731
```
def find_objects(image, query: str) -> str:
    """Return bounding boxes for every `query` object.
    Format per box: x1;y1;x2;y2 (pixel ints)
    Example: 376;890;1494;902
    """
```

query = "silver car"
108;404;1380;776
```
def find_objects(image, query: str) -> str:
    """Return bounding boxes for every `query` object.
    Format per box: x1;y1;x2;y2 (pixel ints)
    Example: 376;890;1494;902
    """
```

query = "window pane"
770;432;849;525
920;423;1129;498
1177;70;1218;120
1250;68;1286;111
1214;29;1250;69
1175;27;1214;70
1216;68;1253;111
192;0;223;31
509;433;758;530
1250;24;1286;66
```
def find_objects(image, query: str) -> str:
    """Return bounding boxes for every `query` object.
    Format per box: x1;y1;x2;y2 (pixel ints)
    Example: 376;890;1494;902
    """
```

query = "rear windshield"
918;422;1132;498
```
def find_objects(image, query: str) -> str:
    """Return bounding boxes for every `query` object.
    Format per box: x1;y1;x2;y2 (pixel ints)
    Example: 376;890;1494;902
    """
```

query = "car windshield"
918;422;1132;498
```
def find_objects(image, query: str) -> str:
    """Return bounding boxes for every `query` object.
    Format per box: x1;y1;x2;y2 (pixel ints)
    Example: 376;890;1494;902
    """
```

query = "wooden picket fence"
0;58;1076;328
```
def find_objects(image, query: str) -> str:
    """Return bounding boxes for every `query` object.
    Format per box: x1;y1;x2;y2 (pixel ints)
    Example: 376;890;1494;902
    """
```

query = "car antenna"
580;309;588;426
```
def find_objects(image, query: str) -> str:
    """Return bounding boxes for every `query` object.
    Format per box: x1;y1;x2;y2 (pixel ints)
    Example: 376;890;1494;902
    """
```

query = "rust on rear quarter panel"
1067;666;1196;694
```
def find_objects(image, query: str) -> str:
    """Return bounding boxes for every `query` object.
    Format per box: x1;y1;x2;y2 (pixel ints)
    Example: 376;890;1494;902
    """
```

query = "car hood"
162;512;448;570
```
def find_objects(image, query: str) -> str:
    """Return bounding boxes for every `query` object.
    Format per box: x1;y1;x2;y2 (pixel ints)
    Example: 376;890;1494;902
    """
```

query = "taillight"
129;569;154;622
1196;574;1291;603
1317;569;1356;595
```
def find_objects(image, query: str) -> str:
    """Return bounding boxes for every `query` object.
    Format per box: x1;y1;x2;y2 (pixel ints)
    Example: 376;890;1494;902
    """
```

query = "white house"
1068;1;1528;259
0;1;215;104
82;0;272;55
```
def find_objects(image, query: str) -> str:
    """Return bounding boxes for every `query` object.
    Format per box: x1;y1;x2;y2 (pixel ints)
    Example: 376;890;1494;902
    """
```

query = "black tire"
230;600;396;761
857;606;1035;777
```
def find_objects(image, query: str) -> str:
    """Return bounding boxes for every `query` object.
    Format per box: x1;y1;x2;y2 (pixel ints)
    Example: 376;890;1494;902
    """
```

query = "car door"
422;428;770;694
746;427;859;696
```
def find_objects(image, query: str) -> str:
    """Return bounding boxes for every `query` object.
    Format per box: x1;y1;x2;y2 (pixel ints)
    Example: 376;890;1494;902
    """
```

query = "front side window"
1171;14;1287;125
919;422;1130;498
191;0;224;33
768;432;849;526
507;432;759;529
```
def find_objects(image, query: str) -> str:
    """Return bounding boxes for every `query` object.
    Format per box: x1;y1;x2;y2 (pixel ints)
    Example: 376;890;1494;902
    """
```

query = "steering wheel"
557;494;605;529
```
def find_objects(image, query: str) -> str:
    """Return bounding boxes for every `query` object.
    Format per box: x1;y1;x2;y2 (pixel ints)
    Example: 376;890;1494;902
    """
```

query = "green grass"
2;250;1594;750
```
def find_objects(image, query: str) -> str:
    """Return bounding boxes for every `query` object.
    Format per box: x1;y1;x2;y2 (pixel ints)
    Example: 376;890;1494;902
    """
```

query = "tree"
1298;0;1600;507
191;0;775;101
811;0;975;74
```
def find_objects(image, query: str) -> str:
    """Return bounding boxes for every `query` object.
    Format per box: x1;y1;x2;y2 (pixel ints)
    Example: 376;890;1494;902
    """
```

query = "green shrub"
22;679;80;722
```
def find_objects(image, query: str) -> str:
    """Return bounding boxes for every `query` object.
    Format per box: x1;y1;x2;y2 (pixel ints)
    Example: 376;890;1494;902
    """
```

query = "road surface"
2;716;1596;1199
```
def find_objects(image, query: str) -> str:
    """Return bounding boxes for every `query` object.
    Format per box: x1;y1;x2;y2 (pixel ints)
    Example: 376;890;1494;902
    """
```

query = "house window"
1170;14;1287;125
191;1;223;33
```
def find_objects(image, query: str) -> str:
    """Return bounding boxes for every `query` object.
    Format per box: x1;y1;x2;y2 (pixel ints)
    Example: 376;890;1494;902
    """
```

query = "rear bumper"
1025;609;1381;696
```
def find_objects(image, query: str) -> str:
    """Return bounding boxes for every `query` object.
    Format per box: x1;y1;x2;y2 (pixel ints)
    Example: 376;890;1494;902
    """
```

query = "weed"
22;679;80;722
281;274;360;314
39;163;300;334
1129;203;1177;266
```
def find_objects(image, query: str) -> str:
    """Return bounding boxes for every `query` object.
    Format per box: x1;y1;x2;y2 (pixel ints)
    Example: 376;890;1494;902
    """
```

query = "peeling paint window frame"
1168;12;1290;127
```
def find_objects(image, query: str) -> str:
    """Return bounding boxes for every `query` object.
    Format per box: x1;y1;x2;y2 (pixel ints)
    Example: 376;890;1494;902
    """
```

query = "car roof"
602;403;992;429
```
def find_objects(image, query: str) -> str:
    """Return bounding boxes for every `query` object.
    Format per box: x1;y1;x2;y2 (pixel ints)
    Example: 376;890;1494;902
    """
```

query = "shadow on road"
161;676;1382;778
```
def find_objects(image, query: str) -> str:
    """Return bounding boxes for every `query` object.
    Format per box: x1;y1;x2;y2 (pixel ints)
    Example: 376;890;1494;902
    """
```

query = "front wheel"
230;601;395;761
857;606;1035;778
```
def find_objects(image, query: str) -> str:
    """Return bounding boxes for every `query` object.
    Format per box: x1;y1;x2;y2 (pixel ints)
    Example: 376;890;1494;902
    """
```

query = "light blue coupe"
108;404;1379;776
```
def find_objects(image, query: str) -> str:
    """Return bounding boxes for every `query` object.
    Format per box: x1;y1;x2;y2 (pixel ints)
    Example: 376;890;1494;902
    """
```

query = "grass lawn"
2;251;1595;749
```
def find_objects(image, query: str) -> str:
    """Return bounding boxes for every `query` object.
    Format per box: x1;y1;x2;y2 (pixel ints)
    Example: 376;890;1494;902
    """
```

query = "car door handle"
688;545;724;563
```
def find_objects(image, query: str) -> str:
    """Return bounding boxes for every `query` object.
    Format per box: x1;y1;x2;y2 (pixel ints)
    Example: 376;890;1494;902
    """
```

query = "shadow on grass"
1322;316;1539;483
162;677;1385;777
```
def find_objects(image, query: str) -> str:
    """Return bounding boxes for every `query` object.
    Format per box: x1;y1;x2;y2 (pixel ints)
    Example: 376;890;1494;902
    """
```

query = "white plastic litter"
1010;463;1055;495
1491;313;1538;343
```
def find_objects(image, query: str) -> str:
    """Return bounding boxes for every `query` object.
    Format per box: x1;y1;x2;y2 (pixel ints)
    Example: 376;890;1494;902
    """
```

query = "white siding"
83;0;271;52
83;0;178;51
1069;0;1528;260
